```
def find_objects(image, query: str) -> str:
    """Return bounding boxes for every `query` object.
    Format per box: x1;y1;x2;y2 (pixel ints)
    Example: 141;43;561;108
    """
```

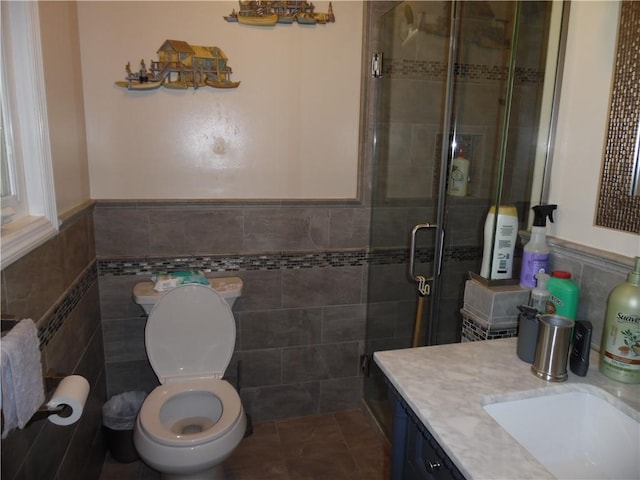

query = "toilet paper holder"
1;317;89;433
26;370;70;425
0;370;69;431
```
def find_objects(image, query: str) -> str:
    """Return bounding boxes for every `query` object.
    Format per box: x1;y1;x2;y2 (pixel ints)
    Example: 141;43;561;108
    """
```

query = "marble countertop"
374;338;640;480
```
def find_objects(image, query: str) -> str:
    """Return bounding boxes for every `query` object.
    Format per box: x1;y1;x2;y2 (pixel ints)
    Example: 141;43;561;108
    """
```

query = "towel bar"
0;325;72;433
1;400;68;432
1;314;18;333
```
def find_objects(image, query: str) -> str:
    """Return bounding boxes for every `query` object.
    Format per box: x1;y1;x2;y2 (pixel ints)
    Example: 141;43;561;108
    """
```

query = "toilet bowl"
132;280;246;480
133;378;246;479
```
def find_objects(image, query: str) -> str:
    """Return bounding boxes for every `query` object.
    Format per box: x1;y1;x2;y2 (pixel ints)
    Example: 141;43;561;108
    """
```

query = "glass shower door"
363;0;562;436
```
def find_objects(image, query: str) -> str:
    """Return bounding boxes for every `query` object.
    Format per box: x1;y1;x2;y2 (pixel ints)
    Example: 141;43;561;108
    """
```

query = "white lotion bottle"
480;205;518;280
448;151;470;196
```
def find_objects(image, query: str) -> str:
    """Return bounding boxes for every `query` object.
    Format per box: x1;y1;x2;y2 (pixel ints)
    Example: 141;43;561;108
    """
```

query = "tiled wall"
94;1;558;425
458;237;637;346
95;202;373;422
545;237;637;353
0;205;106;480
95;200;497;421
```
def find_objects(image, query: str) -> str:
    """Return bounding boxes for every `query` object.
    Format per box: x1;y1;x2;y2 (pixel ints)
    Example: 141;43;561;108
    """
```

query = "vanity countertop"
374;337;640;480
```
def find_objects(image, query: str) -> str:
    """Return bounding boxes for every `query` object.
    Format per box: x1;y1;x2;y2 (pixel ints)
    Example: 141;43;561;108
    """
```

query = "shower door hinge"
360;353;373;376
371;52;383;78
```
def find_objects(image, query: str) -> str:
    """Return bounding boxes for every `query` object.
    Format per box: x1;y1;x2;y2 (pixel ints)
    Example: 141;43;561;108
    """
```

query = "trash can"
102;391;147;463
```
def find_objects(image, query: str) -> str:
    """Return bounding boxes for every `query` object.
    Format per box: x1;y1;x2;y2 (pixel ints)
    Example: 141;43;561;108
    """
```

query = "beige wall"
548;0;639;258
77;1;363;200
39;1;91;216
41;1;636;256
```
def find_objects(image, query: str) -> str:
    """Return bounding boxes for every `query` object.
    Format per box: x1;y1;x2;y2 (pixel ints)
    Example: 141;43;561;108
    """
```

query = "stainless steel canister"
531;314;574;382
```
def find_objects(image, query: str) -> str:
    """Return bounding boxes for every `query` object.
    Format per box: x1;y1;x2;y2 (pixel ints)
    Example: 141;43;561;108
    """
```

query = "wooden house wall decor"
224;1;335;27
115;40;240;91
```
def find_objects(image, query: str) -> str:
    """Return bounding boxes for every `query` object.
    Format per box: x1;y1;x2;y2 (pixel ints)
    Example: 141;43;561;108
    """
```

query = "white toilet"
132;278;246;480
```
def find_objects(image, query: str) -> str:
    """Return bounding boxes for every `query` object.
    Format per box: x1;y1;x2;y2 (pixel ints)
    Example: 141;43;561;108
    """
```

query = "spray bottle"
530;272;550;314
516;272;550;364
519;204;557;288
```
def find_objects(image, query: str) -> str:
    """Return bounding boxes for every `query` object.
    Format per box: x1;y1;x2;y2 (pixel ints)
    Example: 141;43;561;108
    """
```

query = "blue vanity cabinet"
388;383;466;480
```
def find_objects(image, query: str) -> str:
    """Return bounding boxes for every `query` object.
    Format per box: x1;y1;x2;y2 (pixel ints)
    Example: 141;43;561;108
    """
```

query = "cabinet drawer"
388;381;466;480
406;416;464;480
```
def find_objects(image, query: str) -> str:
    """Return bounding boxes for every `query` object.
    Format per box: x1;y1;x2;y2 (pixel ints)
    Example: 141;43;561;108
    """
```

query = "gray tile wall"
0;206;106;480
545;237;637;354
94;203;371;257
95;196;495;422
95;198;499;421
93;1;554;424
458;237;636;348
95;202;372;422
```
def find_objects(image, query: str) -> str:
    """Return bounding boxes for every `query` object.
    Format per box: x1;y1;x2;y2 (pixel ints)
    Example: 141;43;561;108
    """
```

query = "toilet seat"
145;284;235;381
138;378;242;448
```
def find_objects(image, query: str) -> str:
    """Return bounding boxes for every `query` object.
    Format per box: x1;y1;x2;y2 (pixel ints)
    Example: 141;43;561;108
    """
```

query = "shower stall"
362;1;567;435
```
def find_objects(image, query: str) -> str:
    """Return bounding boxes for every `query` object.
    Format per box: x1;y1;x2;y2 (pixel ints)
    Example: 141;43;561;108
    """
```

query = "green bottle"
545;271;579;319
599;257;640;384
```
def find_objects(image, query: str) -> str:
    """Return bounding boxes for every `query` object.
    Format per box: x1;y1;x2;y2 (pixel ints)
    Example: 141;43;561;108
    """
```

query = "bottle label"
545;295;563;314
601;311;640;383
519;251;549;288
545;279;578;319
602;312;640;360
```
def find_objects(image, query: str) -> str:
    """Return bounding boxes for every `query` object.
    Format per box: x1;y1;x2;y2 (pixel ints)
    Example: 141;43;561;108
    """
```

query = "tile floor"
99;409;390;480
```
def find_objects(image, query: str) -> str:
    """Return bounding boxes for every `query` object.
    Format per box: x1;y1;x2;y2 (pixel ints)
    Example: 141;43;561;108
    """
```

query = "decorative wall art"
115;39;240;91
224;1;335;26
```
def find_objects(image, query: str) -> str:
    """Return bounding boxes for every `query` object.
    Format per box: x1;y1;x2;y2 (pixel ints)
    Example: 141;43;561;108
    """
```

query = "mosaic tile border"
37;262;98;348
97;246;483;276
385;59;543;85
461;316;517;342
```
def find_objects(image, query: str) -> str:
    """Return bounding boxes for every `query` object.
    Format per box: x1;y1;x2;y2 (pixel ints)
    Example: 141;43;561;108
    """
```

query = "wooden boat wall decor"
224;1;335;27
115;40;240;91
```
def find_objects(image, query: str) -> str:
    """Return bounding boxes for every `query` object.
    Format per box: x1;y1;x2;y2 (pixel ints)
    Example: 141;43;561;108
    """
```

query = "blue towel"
1;319;45;438
151;270;209;292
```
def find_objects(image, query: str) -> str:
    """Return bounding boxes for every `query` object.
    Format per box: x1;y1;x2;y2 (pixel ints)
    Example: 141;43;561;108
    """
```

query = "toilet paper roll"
46;375;90;426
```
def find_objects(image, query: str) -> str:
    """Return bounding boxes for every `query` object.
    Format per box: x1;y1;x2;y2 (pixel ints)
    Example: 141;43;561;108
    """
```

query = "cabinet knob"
426;460;442;473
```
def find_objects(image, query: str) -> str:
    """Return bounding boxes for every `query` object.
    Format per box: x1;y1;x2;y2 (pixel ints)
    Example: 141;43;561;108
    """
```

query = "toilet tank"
133;277;243;315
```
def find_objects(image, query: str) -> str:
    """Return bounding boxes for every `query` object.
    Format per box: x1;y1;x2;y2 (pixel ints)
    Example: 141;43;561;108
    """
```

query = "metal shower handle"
409;223;438;292
410;223;438;347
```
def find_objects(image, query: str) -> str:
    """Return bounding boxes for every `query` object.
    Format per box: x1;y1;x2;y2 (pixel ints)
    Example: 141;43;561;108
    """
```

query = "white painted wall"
548;0;639;258
40;1;90;215
78;1;362;200
75;1;637;257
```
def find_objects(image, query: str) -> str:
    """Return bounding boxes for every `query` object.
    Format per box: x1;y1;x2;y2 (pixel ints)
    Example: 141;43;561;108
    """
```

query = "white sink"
483;390;640;480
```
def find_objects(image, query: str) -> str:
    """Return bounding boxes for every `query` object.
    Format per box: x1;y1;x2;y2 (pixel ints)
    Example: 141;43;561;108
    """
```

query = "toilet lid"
145;284;235;382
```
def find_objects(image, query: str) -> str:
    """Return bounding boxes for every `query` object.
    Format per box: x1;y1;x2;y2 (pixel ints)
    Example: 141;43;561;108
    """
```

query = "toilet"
132;278;246;480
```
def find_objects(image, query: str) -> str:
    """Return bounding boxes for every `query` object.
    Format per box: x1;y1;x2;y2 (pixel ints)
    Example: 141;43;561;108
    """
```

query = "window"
1;1;58;269
0;101;15;201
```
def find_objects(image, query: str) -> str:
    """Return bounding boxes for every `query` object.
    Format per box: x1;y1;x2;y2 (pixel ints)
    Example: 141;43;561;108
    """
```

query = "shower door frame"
362;0;570;437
